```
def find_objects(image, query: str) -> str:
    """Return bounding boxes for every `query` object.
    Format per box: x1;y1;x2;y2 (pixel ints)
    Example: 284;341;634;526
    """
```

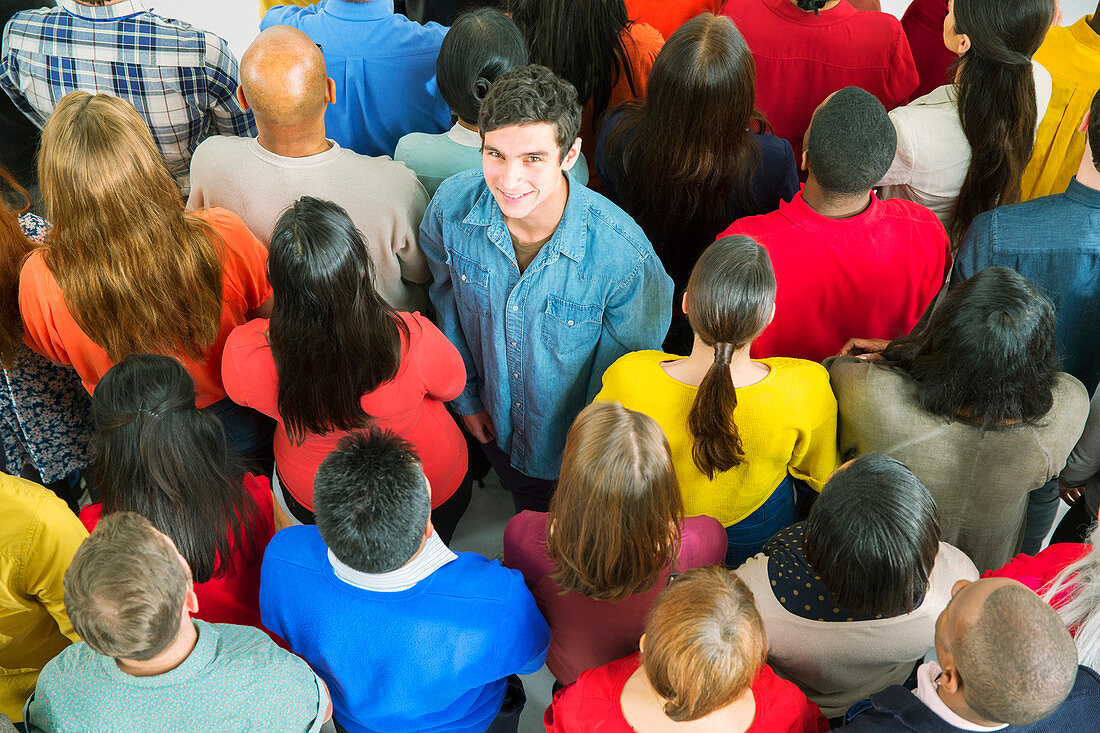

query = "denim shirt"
953;177;1100;393
421;170;673;479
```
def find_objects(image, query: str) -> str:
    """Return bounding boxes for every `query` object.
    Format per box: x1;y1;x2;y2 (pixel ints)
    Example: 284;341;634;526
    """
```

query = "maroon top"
544;653;830;733
503;511;726;684
901;0;959;99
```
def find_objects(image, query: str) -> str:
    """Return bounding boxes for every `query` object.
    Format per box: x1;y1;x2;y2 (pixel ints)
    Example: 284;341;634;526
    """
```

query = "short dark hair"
478;64;582;160
1091;88;1100;172
64;512;189;661
882;266;1059;428
806;86;897;194
437;9;528;124
313;429;431;574
805;453;940;617
954;583;1078;725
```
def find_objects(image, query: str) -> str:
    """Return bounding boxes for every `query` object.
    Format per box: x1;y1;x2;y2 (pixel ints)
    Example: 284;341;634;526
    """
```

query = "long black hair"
509;0;637;126
92;354;261;584
267;197;409;444
949;0;1054;243
881;266;1059;428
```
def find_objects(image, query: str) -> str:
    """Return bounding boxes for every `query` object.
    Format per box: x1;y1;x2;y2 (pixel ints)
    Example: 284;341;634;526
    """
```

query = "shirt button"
512;305;519;311
512;372;519;378
514;402;520;407
510;341;517;347
460;274;467;281
567;320;575;326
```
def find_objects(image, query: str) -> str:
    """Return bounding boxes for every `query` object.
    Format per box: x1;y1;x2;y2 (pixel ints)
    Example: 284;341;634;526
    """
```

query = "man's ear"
1079;110;1091;134
236;85;251;113
560;137;582;172
680;292;689;316
184;586;199;615
801;148;809;174
325;77;336;105
938;659;962;695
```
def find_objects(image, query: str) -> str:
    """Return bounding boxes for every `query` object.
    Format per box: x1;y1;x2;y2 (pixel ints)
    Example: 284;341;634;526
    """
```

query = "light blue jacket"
421;170;673;479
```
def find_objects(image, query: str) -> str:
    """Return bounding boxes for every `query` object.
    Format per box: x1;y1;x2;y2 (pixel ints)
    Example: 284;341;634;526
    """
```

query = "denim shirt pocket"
450;249;491;317
542;295;604;357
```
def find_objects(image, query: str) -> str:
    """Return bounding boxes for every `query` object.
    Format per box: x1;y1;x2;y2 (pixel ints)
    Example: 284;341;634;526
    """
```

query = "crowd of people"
2;0;1100;731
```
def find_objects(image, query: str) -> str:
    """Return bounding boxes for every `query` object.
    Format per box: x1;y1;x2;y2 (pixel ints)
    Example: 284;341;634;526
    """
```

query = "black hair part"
806;86;897;194
91;354;261;584
805;453;940;617
313;429;432;574
437;8;529;124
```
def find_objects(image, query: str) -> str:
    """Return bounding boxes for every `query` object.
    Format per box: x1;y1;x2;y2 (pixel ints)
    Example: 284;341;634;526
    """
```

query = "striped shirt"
0;0;255;195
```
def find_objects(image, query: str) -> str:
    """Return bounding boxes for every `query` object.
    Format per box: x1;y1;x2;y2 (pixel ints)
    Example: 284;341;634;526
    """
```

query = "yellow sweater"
595;352;840;526
0;474;86;721
1021;16;1100;201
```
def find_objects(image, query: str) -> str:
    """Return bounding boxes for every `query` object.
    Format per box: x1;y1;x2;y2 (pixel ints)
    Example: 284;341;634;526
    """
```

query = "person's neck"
1077;144;1100;192
936;686;1005;729
504;174;569;245
256;120;332;159
115;620;199;678
621;666;757;733
662;335;767;388
1090;5;1100;35
457;118;478;132
802;177;872;219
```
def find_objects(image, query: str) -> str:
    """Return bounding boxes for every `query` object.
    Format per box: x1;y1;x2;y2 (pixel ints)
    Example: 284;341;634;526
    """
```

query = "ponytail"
688;341;744;479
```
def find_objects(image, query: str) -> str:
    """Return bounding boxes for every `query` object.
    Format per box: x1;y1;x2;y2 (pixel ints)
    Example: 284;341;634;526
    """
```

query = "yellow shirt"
0;474;86;721
1021;16;1100;200
595;352;840;526
259;0;311;12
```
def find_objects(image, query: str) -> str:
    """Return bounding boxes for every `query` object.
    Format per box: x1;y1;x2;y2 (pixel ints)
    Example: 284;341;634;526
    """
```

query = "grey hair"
1041;521;1100;669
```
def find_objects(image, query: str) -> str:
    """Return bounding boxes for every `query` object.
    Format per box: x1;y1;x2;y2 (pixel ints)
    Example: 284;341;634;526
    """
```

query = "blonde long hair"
38;92;223;362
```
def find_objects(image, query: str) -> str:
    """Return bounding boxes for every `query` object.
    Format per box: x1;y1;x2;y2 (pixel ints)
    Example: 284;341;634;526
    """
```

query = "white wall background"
154;0;1098;60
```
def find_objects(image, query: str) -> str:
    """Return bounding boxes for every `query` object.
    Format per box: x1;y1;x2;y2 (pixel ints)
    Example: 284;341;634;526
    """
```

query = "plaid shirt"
0;0;255;195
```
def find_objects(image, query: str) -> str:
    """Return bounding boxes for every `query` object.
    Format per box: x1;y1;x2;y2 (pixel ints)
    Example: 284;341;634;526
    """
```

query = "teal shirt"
396;122;590;197
25;620;327;733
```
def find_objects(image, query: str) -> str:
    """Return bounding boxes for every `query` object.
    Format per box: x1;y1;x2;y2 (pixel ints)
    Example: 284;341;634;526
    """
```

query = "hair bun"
473;78;492;101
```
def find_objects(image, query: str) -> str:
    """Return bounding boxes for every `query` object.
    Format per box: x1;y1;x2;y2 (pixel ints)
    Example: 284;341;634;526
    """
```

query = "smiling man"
420;64;673;513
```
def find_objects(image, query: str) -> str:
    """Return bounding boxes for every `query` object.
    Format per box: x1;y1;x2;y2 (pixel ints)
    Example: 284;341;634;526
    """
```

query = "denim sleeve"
420;198;484;415
586;251;673;402
950;210;993;288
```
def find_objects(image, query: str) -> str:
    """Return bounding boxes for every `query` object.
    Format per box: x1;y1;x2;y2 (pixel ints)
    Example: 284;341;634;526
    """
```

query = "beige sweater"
736;542;978;718
187;136;430;312
829;357;1089;572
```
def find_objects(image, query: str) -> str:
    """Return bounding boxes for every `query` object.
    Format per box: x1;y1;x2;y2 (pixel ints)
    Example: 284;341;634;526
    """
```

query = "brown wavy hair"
0;166;33;366
546;401;683;602
37;92;223;362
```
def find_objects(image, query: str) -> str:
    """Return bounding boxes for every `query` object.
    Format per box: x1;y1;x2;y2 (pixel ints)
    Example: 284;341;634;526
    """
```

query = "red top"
19;208;272;408
623;0;721;40
78;473;276;632
544;653;830;733
720;0;918;164
720;188;951;362
221;311;467;511
503;511;727;685
901;0;958;99
984;543;1092;609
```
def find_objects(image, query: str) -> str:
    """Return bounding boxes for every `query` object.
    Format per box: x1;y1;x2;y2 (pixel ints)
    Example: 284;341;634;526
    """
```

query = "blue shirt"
953;177;1100;393
420;170;674;479
261;0;449;158
26;620;327;733
259;526;549;733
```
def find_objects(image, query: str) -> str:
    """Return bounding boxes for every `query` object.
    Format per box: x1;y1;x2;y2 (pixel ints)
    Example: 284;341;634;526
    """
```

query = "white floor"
143;1;1084;730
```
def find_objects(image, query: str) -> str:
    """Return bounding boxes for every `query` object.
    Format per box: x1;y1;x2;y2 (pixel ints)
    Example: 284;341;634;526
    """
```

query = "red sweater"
721;0;918;164
984;543;1092;608
503;511;726;685
79;473;275;632
545;653;829;733
901;0;959;99
720;188;951;362
221;311;467;511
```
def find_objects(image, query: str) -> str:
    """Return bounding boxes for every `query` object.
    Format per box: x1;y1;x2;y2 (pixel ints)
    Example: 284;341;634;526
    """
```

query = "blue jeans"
724;475;798;568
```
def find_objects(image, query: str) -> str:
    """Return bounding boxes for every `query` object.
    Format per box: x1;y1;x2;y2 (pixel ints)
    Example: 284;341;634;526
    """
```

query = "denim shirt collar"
461;173;589;263
1064;177;1100;208
322;0;395;21
61;0;146;20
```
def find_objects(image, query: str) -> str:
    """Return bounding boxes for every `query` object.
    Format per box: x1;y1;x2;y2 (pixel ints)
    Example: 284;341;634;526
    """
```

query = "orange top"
18;207;271;408
623;0;722;40
582;22;664;186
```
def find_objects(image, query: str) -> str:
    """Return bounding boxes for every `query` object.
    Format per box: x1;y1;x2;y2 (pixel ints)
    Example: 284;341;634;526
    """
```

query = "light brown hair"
643;566;766;722
0;166;33;366
63;511;189;661
546;401;683;602
38;91;224;362
685;235;776;478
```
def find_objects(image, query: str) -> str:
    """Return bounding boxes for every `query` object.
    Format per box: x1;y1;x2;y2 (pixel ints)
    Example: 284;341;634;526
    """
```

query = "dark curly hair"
478;64;582;159
881;266;1059;429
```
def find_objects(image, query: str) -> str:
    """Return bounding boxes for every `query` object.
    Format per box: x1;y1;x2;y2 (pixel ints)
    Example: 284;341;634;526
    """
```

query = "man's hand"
838;337;891;361
461;411;496;444
1059;478;1086;506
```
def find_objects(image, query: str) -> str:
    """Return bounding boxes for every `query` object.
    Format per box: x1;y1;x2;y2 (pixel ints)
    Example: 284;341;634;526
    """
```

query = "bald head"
239;26;330;128
938;578;1078;726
